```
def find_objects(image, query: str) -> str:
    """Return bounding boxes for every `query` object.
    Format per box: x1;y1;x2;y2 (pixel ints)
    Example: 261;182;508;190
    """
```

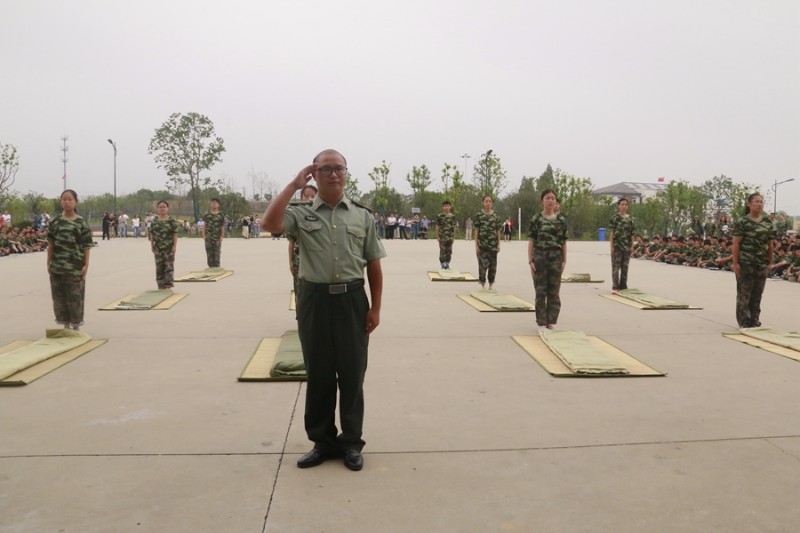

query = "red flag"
657;177;665;183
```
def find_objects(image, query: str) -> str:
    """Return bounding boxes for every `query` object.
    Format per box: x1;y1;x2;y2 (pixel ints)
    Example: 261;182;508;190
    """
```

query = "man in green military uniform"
202;198;225;268
263;149;386;472
608;198;635;292
436;200;456;269
474;195;502;289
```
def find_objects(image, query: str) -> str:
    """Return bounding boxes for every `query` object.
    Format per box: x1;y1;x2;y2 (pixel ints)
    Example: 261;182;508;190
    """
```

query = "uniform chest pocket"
299;221;324;251
346;226;365;255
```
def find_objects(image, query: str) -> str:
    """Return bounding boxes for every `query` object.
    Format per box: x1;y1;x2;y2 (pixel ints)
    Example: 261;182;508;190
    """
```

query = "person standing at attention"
464;217;473;240
608;197;635;294
732;193;773;328
263;149;385;472
528;189;568;331
436;200;456;269
150;200;179;290
47;189;93;330
202;198;225;268
474;195;502;289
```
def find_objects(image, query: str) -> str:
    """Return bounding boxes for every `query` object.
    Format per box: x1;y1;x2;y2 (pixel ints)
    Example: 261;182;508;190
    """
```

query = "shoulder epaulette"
288;200;312;207
351;200;373;213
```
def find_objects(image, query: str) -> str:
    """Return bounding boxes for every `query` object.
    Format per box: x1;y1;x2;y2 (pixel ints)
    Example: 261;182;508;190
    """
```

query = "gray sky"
2;0;799;213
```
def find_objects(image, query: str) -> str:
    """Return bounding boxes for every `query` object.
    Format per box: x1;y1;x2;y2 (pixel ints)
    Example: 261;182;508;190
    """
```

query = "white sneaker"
547;324;558;330
538;325;548;332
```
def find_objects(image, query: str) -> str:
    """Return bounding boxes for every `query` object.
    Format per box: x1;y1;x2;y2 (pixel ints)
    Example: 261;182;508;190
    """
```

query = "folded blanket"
271;330;306;377
0;329;91;380
116;290;173;310
740;327;800;352
539;329;629;375
562;273;591;282
177;267;229;281
618;288;688;309
437;269;467;280
470;290;534;311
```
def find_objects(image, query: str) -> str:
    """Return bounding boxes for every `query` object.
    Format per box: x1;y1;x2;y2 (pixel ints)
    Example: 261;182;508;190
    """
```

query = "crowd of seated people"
0;225;49;257
632;229;799;283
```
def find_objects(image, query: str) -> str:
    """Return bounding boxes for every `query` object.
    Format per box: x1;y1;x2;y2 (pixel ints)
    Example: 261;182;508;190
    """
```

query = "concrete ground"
1;235;799;533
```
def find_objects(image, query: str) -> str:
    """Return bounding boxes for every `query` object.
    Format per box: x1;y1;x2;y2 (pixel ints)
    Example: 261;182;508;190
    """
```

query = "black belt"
300;279;364;295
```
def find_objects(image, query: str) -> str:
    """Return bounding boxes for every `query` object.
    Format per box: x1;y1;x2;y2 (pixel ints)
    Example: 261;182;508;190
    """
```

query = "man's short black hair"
442;200;451;206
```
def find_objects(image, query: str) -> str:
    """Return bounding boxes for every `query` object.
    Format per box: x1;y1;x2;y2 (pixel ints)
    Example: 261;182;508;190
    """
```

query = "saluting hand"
292;164;316;190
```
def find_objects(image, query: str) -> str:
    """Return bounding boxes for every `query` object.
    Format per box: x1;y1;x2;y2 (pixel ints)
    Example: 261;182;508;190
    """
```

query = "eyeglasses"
317;166;348;177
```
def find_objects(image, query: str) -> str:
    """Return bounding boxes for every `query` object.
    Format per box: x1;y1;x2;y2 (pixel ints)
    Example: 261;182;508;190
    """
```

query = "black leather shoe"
343;450;363;471
297;448;331;469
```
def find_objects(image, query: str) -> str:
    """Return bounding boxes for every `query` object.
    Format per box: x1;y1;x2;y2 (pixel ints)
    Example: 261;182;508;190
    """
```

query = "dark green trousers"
205;238;221;268
297;282;369;453
533;249;563;326
50;273;85;326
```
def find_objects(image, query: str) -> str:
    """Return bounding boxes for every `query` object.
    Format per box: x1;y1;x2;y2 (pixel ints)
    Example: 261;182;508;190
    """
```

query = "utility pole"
61;136;69;191
108;139;117;214
460;153;471;182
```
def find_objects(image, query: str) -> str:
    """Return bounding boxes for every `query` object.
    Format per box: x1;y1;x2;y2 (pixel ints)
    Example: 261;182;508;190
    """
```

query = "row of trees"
2;112;788;238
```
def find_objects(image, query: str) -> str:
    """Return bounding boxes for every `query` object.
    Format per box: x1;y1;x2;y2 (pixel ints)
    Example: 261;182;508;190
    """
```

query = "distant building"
592;182;668;204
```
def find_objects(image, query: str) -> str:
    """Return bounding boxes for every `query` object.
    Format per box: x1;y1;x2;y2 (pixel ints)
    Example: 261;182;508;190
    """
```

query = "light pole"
460;153;471;182
771;178;794;213
107;139;117;214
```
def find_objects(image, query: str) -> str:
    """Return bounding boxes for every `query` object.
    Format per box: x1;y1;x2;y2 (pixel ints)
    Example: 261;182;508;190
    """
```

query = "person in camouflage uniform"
732;193;774;328
703;216;718;241
474;195;502;288
528;189;568;329
47;189;93;329
283;184;318;316
150;200;180;290
608;198;635;292
436;200;456;269
202;198;225;268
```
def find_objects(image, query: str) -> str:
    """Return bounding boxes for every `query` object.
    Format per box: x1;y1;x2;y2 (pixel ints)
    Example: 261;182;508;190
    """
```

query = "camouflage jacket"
733;213;772;268
47;214;93;276
528;212;568;251
474;210;502;251
436;212;456;241
202;211;225;241
150;217;180;253
609;213;635;251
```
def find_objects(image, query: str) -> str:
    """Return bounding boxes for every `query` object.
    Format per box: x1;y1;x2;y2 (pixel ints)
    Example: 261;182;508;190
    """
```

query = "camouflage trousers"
735;265;768;328
532;249;563;326
205;238;222;268
50;273;85;326
438;239;454;264
611;248;631;291
477;249;498;284
154;250;175;289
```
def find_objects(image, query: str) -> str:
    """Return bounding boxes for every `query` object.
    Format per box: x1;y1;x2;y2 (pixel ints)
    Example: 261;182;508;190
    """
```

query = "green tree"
440;163;455;199
552;169;595;238
0;142;20;209
368;161;391;214
406;164;432;204
344;171;361;200
471;150;507;198
148;112;226;223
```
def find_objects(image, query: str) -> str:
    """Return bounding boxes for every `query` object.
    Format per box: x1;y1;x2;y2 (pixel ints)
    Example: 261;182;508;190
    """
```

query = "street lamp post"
483;149;493;194
771;178;795;213
107;139;117;214
460;153;471;181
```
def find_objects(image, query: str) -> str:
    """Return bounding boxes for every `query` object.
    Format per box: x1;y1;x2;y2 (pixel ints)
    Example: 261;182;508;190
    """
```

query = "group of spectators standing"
101;211;146;239
376;213;430;240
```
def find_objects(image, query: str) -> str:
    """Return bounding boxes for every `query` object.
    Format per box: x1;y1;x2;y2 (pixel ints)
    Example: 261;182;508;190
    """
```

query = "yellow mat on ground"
561;273;604;283
238;331;307;382
458;292;534;312
513;335;665;377
100;291;188;310
427;270;479;281
290;290;296;311
175;267;233;282
0;330;107;386
599;292;701;310
723;332;800;363
740;327;800;352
